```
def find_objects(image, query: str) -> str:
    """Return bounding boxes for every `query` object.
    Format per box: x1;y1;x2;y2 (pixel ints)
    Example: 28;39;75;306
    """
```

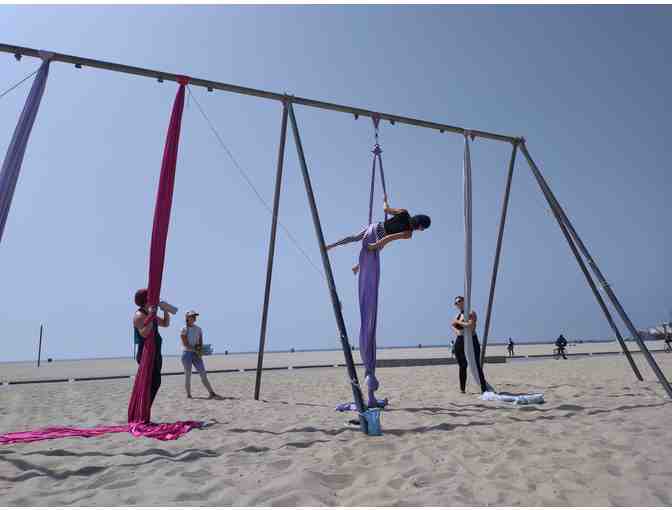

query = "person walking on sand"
181;310;219;399
507;338;515;357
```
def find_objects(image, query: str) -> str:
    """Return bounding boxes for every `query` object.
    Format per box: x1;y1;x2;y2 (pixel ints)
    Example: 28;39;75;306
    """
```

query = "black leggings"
454;334;488;393
136;347;163;406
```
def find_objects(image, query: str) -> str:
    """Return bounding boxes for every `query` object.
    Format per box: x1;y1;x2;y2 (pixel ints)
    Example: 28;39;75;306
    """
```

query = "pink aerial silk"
0;78;202;445
0;422;200;445
127;77;187;425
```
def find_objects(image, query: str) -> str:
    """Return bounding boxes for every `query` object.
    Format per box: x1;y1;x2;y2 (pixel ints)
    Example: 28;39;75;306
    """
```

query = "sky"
1;5;671;362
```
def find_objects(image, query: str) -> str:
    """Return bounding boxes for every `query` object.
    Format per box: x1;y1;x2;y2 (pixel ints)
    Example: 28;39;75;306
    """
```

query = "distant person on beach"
555;334;568;359
451;296;488;393
181;310;219;399
507;338;515;357
664;328;672;352
450;339;455;358
133;288;170;405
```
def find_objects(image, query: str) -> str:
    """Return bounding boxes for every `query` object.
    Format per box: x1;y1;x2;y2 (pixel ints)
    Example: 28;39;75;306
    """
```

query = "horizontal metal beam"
1;42;521;144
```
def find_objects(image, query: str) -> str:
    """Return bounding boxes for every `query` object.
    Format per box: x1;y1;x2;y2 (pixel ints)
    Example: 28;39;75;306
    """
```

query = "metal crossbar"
0;43;521;145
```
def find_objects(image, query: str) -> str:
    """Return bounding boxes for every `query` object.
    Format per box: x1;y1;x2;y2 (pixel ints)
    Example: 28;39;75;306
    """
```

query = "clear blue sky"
1;5;670;362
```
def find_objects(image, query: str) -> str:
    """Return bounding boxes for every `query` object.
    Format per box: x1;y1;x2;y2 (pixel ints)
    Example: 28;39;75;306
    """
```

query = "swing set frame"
2;43;670;422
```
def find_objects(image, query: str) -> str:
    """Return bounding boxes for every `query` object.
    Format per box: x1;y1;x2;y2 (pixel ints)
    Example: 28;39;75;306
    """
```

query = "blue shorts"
181;351;206;373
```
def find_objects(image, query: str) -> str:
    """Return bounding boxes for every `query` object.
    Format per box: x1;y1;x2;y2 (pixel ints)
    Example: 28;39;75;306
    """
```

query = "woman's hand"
352;264;360;275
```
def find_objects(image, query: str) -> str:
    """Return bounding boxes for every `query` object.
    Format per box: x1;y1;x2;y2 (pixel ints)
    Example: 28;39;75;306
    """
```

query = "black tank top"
134;308;163;359
383;210;411;235
455;312;464;331
455;312;477;338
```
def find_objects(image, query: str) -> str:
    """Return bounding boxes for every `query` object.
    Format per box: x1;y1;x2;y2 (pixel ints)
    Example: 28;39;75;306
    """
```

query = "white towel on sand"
481;391;545;405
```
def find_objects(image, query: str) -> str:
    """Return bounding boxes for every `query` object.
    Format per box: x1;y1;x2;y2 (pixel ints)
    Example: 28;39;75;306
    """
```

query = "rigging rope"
186;86;324;279
0;68;40;101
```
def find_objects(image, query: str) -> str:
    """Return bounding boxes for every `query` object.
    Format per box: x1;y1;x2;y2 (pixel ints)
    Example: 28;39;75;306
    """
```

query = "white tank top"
181;325;202;350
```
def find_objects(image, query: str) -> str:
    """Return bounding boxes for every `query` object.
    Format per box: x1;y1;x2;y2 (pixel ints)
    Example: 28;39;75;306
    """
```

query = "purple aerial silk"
368;144;388;224
0;55;51;245
358;224;380;402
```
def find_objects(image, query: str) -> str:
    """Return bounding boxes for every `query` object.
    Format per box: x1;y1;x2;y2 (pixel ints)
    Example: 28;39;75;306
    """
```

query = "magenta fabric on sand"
0;79;203;445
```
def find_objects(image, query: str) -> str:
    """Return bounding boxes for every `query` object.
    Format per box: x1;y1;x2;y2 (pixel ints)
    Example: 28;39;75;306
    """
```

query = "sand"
1;350;672;506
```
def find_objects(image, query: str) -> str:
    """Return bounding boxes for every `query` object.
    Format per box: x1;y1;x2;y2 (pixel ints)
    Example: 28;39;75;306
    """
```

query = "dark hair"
410;214;431;230
134;288;148;307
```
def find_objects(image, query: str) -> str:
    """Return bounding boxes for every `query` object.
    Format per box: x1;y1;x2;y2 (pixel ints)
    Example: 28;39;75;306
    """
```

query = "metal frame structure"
2;43;670;406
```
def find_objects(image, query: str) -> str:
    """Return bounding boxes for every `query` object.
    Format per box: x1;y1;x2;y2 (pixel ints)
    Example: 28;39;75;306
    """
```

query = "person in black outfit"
555;334;568;360
326;200;431;274
451;296;488;393
133;288;170;405
507;338;515;357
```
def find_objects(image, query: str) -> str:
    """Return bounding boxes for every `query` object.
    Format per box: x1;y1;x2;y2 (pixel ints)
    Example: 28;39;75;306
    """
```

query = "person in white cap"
180;310;219;399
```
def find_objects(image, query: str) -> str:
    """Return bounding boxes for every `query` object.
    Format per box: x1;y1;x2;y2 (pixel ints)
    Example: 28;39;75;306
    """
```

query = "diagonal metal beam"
287;103;368;431
521;142;658;391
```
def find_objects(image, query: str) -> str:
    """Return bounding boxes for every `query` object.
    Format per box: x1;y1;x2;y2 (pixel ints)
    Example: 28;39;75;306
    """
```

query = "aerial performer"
327;200;431;271
327;199;431;408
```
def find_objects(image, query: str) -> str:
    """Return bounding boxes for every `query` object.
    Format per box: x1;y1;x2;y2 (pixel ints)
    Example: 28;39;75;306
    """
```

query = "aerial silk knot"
176;75;190;86
372;144;382;156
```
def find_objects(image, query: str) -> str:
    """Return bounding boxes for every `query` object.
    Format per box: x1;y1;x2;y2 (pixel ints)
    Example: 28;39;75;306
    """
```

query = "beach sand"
1;351;672;506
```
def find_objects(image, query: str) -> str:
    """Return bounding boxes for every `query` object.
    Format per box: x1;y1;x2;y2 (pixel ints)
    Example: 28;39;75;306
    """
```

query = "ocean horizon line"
0;338;624;364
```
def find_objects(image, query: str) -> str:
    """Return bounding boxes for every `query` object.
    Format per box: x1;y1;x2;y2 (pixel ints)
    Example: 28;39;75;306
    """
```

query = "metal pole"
0;43;519;145
254;102;289;400
37;324;43;367
520;142;657;389
481;142;518;365
287;103;367;422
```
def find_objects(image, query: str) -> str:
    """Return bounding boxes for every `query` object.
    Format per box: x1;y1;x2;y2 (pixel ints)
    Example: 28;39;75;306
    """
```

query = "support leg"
254;103;289;400
520;142;654;389
287;103;367;422
481;142;518;365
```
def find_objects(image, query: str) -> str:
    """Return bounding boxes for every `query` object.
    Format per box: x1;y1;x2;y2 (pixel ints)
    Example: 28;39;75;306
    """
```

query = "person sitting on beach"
555;334;568;359
133;288;170;406
326;199;431;274
451;296;488;394
181;310;219;399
